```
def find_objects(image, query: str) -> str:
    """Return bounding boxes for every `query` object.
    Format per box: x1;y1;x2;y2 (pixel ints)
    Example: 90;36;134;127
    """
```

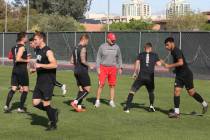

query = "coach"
94;33;123;108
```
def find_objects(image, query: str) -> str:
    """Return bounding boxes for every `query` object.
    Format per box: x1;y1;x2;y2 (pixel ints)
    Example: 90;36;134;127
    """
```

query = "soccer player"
162;37;208;118
94;33;123;108
70;34;94;112
29;37;67;95
124;43;162;113
4;32;29;113
32;32;59;131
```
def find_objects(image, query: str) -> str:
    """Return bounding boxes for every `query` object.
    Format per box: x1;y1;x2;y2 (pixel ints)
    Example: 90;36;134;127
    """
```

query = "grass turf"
0;66;209;140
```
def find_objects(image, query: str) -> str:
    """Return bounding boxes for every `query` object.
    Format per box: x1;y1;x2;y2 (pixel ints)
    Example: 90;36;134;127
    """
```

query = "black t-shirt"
137;52;159;78
35;46;56;84
73;45;88;73
11;44;28;69
171;47;191;76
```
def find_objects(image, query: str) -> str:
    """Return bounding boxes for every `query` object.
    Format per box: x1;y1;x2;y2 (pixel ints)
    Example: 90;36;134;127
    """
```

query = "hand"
30;68;36;74
35;63;42;68
118;68;122;75
97;68;100;74
89;64;94;70
26;59;30;63
132;72;137;79
164;64;170;69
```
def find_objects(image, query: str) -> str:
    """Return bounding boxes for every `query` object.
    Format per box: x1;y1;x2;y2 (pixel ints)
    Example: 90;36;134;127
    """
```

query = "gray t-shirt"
96;43;123;68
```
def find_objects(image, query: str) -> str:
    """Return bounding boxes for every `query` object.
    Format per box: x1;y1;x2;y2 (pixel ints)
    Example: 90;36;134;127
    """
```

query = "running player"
94;33;123;108
162;37;208;118
124;43;162;113
70;34;94;112
4;32;29;113
32;32;59;130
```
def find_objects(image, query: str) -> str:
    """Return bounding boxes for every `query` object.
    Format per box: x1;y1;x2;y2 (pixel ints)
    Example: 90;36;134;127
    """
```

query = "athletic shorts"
131;76;154;93
32;83;54;101
74;72;91;87
98;65;117;86
175;72;194;90
11;69;29;86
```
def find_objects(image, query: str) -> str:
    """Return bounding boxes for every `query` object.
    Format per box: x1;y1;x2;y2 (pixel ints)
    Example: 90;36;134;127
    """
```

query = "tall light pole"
26;0;29;32
107;0;110;31
5;0;8;32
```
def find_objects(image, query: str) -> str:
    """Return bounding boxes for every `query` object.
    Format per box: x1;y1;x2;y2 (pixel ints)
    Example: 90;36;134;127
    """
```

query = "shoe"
168;112;180;118
3;105;11;113
71;101;78;110
202;104;208;114
123;106;130;113
149;105;156;112
46;122;57;131
75;108;86;112
61;85;67;95
17;108;27;113
94;100;100;108
109;100;116;108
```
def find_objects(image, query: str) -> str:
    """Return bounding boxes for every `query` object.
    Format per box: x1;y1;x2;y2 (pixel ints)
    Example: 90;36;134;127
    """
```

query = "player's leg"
108;66;117;107
146;79;155;112
32;86;45;111
55;80;67;95
95;65;107;107
124;78;143;113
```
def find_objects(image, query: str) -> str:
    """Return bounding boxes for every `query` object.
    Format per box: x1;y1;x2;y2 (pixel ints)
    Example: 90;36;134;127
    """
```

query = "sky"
89;0;210;15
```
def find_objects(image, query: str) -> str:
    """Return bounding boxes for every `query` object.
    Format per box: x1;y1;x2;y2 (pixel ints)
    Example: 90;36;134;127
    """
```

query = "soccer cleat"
3;106;11;113
123;106;130;113
61;84;67;95
75;108;86;112
149;105;156;112
109;100;116;108
202;104;208;114
168;112;180;118
46;123;57;131
71;101;79;110
17;108;27;113
94;100;100;108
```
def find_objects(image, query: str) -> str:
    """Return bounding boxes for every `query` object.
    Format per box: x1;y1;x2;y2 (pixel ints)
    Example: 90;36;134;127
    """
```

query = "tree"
166;12;208;31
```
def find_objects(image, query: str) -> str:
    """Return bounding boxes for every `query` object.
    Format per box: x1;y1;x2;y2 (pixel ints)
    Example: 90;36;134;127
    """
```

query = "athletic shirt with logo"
73;45;88;74
137;52;159;79
35;46;56;84
11;44;28;69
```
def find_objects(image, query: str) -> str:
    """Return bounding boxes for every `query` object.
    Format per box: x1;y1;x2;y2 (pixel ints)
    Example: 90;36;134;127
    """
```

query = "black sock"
193;92;204;103
44;105;56;124
76;90;89;104
20;91;28;109
55;81;63;88
34;102;45;111
6;90;15;107
174;96;180;108
148;92;154;106
126;93;134;109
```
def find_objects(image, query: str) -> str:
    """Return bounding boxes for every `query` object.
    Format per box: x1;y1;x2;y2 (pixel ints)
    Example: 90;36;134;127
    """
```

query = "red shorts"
98;65;117;86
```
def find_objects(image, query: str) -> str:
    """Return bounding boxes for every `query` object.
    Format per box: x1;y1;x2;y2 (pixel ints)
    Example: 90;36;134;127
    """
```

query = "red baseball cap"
107;33;116;41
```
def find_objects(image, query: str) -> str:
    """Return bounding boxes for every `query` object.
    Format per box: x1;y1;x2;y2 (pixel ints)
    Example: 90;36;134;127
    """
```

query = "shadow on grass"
86;97;110;106
10;102;20;111
26;112;49;127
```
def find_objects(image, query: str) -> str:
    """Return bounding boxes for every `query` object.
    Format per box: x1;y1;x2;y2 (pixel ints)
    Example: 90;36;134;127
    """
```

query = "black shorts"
175;72;194;90
32;83;54;101
11;69;29;86
74;72;91;87
131;77;154;93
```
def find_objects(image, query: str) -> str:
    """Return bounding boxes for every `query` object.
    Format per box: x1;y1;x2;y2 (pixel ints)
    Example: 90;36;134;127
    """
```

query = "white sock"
78;105;82;109
202;101;208;107
174;108;180;114
73;100;78;104
96;99;100;103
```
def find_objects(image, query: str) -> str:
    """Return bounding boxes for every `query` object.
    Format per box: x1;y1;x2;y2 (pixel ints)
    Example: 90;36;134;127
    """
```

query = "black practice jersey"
73;45;88;73
11;44;28;69
171;47;191;76
35;46;56;84
137;52;159;78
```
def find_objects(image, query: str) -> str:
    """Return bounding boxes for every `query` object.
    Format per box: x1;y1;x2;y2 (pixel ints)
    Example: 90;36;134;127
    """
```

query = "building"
166;0;191;18
122;0;151;19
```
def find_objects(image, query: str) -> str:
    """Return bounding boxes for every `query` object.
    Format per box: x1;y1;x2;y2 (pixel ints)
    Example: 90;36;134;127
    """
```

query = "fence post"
104;32;107;43
138;31;142;53
2;32;5;65
179;32;182;50
47;32;49;46
74;32;77;46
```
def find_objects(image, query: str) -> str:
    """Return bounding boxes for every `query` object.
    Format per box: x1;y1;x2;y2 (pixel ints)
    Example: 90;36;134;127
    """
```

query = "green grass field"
0;66;210;140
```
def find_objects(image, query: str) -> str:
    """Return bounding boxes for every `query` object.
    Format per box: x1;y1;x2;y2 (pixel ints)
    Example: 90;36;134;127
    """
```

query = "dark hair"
165;37;174;44
80;34;89;41
17;32;26;42
144;42;152;48
34;31;46;42
29;37;34;42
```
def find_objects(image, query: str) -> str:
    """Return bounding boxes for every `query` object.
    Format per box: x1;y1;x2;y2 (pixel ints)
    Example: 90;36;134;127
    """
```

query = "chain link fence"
1;31;210;79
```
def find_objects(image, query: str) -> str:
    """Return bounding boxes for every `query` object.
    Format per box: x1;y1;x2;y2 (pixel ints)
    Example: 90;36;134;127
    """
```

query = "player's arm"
16;47;29;63
161;58;183;69
117;47;123;74
36;50;57;69
80;47;94;69
133;60;140;78
70;55;74;64
96;46;102;74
